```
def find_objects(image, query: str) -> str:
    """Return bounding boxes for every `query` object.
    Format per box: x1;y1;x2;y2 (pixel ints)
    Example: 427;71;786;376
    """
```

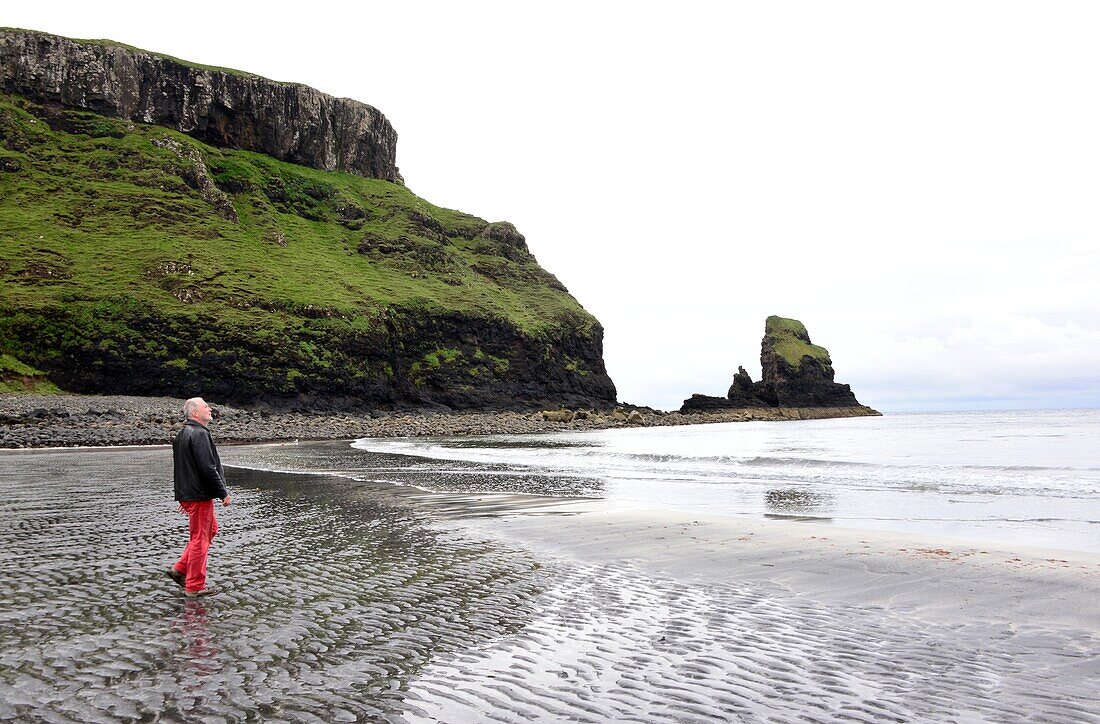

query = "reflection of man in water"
176;600;221;680
169;397;231;598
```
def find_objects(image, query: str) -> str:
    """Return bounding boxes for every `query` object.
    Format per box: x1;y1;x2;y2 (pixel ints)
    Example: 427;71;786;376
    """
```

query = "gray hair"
183;397;205;420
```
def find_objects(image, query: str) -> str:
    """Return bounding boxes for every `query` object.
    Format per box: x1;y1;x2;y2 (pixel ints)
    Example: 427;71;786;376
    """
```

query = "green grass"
0;353;42;376
0;353;60;393
765;315;831;369
0;90;601;398
0;91;592;331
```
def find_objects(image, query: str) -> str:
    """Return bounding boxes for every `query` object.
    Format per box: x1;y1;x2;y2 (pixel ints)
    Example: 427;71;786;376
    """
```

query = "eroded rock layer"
0;28;400;181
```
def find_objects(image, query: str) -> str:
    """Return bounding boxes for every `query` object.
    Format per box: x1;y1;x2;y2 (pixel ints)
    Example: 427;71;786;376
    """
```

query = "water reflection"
765;488;834;515
175;599;220;681
223;441;606;498
0;449;551;721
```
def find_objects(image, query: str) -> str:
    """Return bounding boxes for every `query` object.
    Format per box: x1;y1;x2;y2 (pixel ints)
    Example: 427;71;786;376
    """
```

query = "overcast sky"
7;2;1100;411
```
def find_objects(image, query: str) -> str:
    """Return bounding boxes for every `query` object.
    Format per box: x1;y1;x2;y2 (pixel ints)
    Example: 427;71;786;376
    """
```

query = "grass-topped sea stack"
0;28;616;410
681;316;878;416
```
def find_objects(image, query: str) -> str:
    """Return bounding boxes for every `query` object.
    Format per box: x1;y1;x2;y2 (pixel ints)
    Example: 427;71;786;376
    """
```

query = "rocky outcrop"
0;304;616;412
725;365;767;407
680;316;877;415
0;28;400;181
758;316;862;407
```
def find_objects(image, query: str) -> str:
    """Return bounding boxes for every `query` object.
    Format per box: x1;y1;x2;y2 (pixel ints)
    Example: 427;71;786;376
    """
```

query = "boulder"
541;409;575;423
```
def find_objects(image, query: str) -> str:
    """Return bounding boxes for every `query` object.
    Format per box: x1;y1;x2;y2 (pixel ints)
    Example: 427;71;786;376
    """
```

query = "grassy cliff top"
764;315;832;369
2;27;275;81
0;91;593;338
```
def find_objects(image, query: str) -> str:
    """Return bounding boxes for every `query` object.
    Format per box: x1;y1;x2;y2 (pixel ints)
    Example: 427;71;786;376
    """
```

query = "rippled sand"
415;510;1100;722
1;445;1098;722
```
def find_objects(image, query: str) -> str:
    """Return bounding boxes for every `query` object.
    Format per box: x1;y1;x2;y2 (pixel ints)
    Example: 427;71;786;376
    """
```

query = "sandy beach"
1;444;1097;722
408;497;1100;721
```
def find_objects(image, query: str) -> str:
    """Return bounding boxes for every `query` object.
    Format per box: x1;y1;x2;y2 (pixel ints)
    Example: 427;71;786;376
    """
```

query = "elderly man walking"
169;397;231;598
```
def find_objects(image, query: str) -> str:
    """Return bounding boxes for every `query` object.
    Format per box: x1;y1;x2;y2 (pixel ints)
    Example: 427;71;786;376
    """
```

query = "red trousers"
173;500;218;592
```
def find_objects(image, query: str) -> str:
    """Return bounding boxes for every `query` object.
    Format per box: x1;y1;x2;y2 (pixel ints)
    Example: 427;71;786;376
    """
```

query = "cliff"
0;31;615;410
0;28;400;181
680;316;877;415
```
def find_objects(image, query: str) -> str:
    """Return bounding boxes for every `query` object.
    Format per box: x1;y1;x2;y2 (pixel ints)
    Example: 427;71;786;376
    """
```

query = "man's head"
183;397;213;425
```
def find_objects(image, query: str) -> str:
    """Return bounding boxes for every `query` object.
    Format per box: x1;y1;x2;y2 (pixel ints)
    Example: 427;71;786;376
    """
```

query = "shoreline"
0;392;879;449
456;499;1100;631
3;444;1097;720
214;445;1100;599
238;453;1100;718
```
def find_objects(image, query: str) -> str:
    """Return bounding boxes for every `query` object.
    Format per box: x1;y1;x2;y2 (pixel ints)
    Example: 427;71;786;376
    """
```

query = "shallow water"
0;448;546;721
234;409;1100;553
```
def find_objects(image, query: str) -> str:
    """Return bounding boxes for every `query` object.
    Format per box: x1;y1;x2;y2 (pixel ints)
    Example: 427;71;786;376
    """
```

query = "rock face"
725;366;767;407
758;316;862;407
680;316;874;414
0;28;400;181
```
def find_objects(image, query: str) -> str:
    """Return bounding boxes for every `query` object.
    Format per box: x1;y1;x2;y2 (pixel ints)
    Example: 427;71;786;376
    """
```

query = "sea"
226;408;1100;554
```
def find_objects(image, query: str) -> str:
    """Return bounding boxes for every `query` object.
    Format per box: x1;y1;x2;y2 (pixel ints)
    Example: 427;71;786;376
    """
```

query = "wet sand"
1;445;1098;722
408;504;1100;722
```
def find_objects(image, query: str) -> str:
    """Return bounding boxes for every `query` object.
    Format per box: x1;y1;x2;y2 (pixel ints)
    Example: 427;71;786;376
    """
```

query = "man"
169;397;230;598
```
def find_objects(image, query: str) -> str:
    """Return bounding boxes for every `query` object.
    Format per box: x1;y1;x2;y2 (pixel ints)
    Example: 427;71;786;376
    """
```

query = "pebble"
0;393;835;448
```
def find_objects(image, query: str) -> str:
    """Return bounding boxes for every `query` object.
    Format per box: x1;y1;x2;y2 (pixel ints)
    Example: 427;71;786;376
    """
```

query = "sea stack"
680;316;878;417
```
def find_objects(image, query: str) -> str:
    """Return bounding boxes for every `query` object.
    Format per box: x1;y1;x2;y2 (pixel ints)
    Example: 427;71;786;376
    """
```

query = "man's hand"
222;495;231;507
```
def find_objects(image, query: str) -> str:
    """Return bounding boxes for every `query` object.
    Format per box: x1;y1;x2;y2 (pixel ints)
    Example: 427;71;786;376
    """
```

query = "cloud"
846;314;1100;410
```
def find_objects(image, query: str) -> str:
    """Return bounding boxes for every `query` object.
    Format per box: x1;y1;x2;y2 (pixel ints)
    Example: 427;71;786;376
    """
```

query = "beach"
0;392;876;449
429;506;1100;721
1;442;1098;721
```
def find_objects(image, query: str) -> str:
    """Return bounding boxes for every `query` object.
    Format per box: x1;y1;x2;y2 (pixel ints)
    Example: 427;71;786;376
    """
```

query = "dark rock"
723;365;767;408
5;305;616;411
727;366;754;397
681;316;868;413
680;393;759;413
759;316;861;408
0;29;400;182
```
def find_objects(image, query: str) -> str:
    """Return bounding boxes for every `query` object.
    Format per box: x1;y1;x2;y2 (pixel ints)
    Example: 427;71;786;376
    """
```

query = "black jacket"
173;420;228;501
